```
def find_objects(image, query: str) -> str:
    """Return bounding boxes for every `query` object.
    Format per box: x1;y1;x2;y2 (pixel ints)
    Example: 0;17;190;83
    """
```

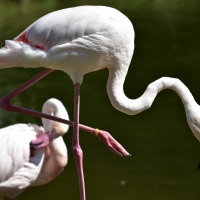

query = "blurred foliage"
0;0;200;200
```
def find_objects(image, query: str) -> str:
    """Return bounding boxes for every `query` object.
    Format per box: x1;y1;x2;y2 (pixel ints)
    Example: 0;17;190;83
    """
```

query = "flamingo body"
0;6;137;116
0;98;69;199
0;7;133;199
2;6;134;84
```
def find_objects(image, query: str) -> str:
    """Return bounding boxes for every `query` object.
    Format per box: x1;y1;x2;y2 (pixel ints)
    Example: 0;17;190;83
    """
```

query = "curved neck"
47;136;68;168
34;137;67;186
107;68;197;115
45;137;68;173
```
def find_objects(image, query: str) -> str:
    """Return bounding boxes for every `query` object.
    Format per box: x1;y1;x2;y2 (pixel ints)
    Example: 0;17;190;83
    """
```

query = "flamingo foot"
97;130;131;157
30;131;53;149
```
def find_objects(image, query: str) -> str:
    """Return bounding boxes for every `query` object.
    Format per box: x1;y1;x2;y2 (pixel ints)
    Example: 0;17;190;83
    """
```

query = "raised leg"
72;83;85;200
0;69;94;132
0;69;130;156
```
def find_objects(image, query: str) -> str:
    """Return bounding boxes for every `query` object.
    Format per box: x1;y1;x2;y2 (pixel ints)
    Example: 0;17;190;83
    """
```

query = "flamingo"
0;5;199;200
0;98;69;200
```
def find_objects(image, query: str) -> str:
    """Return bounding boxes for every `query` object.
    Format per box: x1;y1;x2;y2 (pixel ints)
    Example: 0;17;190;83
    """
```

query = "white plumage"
0;124;43;183
1;5;200;200
0;6;134;85
0;98;69;200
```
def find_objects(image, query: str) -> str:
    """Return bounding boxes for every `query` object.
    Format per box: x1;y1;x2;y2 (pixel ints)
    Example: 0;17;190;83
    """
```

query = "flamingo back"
15;6;133;50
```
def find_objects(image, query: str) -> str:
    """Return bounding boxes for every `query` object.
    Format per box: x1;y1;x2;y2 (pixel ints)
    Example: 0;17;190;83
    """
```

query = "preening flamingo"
0;98;69;200
0;5;199;200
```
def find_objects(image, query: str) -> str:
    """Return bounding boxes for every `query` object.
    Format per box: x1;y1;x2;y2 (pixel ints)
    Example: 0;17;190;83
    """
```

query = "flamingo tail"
0;40;46;69
0;47;16;68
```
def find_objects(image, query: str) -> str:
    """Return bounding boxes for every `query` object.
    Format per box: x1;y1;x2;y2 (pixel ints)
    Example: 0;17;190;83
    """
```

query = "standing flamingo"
0;5;199;200
0;98;69;200
0;6;133;200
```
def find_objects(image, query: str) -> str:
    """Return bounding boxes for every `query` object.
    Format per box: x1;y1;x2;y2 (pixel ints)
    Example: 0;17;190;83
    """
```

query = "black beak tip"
197;163;200;171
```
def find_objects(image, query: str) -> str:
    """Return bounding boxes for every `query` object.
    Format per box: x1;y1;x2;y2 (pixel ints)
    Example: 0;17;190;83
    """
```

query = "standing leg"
72;83;85;200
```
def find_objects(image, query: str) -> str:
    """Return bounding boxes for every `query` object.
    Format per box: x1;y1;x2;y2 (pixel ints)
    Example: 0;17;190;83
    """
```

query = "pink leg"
0;69;130;156
72;83;85;200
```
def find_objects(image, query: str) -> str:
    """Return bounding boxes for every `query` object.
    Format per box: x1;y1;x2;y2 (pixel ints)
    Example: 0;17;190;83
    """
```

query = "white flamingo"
0;98;69;200
0;5;199;200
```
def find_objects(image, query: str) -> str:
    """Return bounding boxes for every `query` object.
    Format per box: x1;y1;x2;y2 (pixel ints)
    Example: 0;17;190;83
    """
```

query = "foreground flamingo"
0;5;199;200
0;98;69;200
0;6;133;200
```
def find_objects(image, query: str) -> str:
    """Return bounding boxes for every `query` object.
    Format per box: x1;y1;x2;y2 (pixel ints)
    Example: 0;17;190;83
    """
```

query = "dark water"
0;0;200;199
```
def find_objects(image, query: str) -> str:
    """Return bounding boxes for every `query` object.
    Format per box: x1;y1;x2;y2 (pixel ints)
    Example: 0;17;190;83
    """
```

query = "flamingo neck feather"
33;137;67;186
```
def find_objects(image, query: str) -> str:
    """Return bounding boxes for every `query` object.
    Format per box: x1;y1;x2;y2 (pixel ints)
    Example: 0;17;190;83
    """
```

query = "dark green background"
0;0;200;199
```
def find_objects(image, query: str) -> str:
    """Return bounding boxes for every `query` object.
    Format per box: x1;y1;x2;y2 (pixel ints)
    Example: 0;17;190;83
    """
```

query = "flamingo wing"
15;6;129;50
0;123;44;183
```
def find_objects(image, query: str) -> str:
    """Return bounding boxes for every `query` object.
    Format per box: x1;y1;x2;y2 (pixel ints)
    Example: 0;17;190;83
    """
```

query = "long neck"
48;136;68;166
107;68;198;115
34;136;67;186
